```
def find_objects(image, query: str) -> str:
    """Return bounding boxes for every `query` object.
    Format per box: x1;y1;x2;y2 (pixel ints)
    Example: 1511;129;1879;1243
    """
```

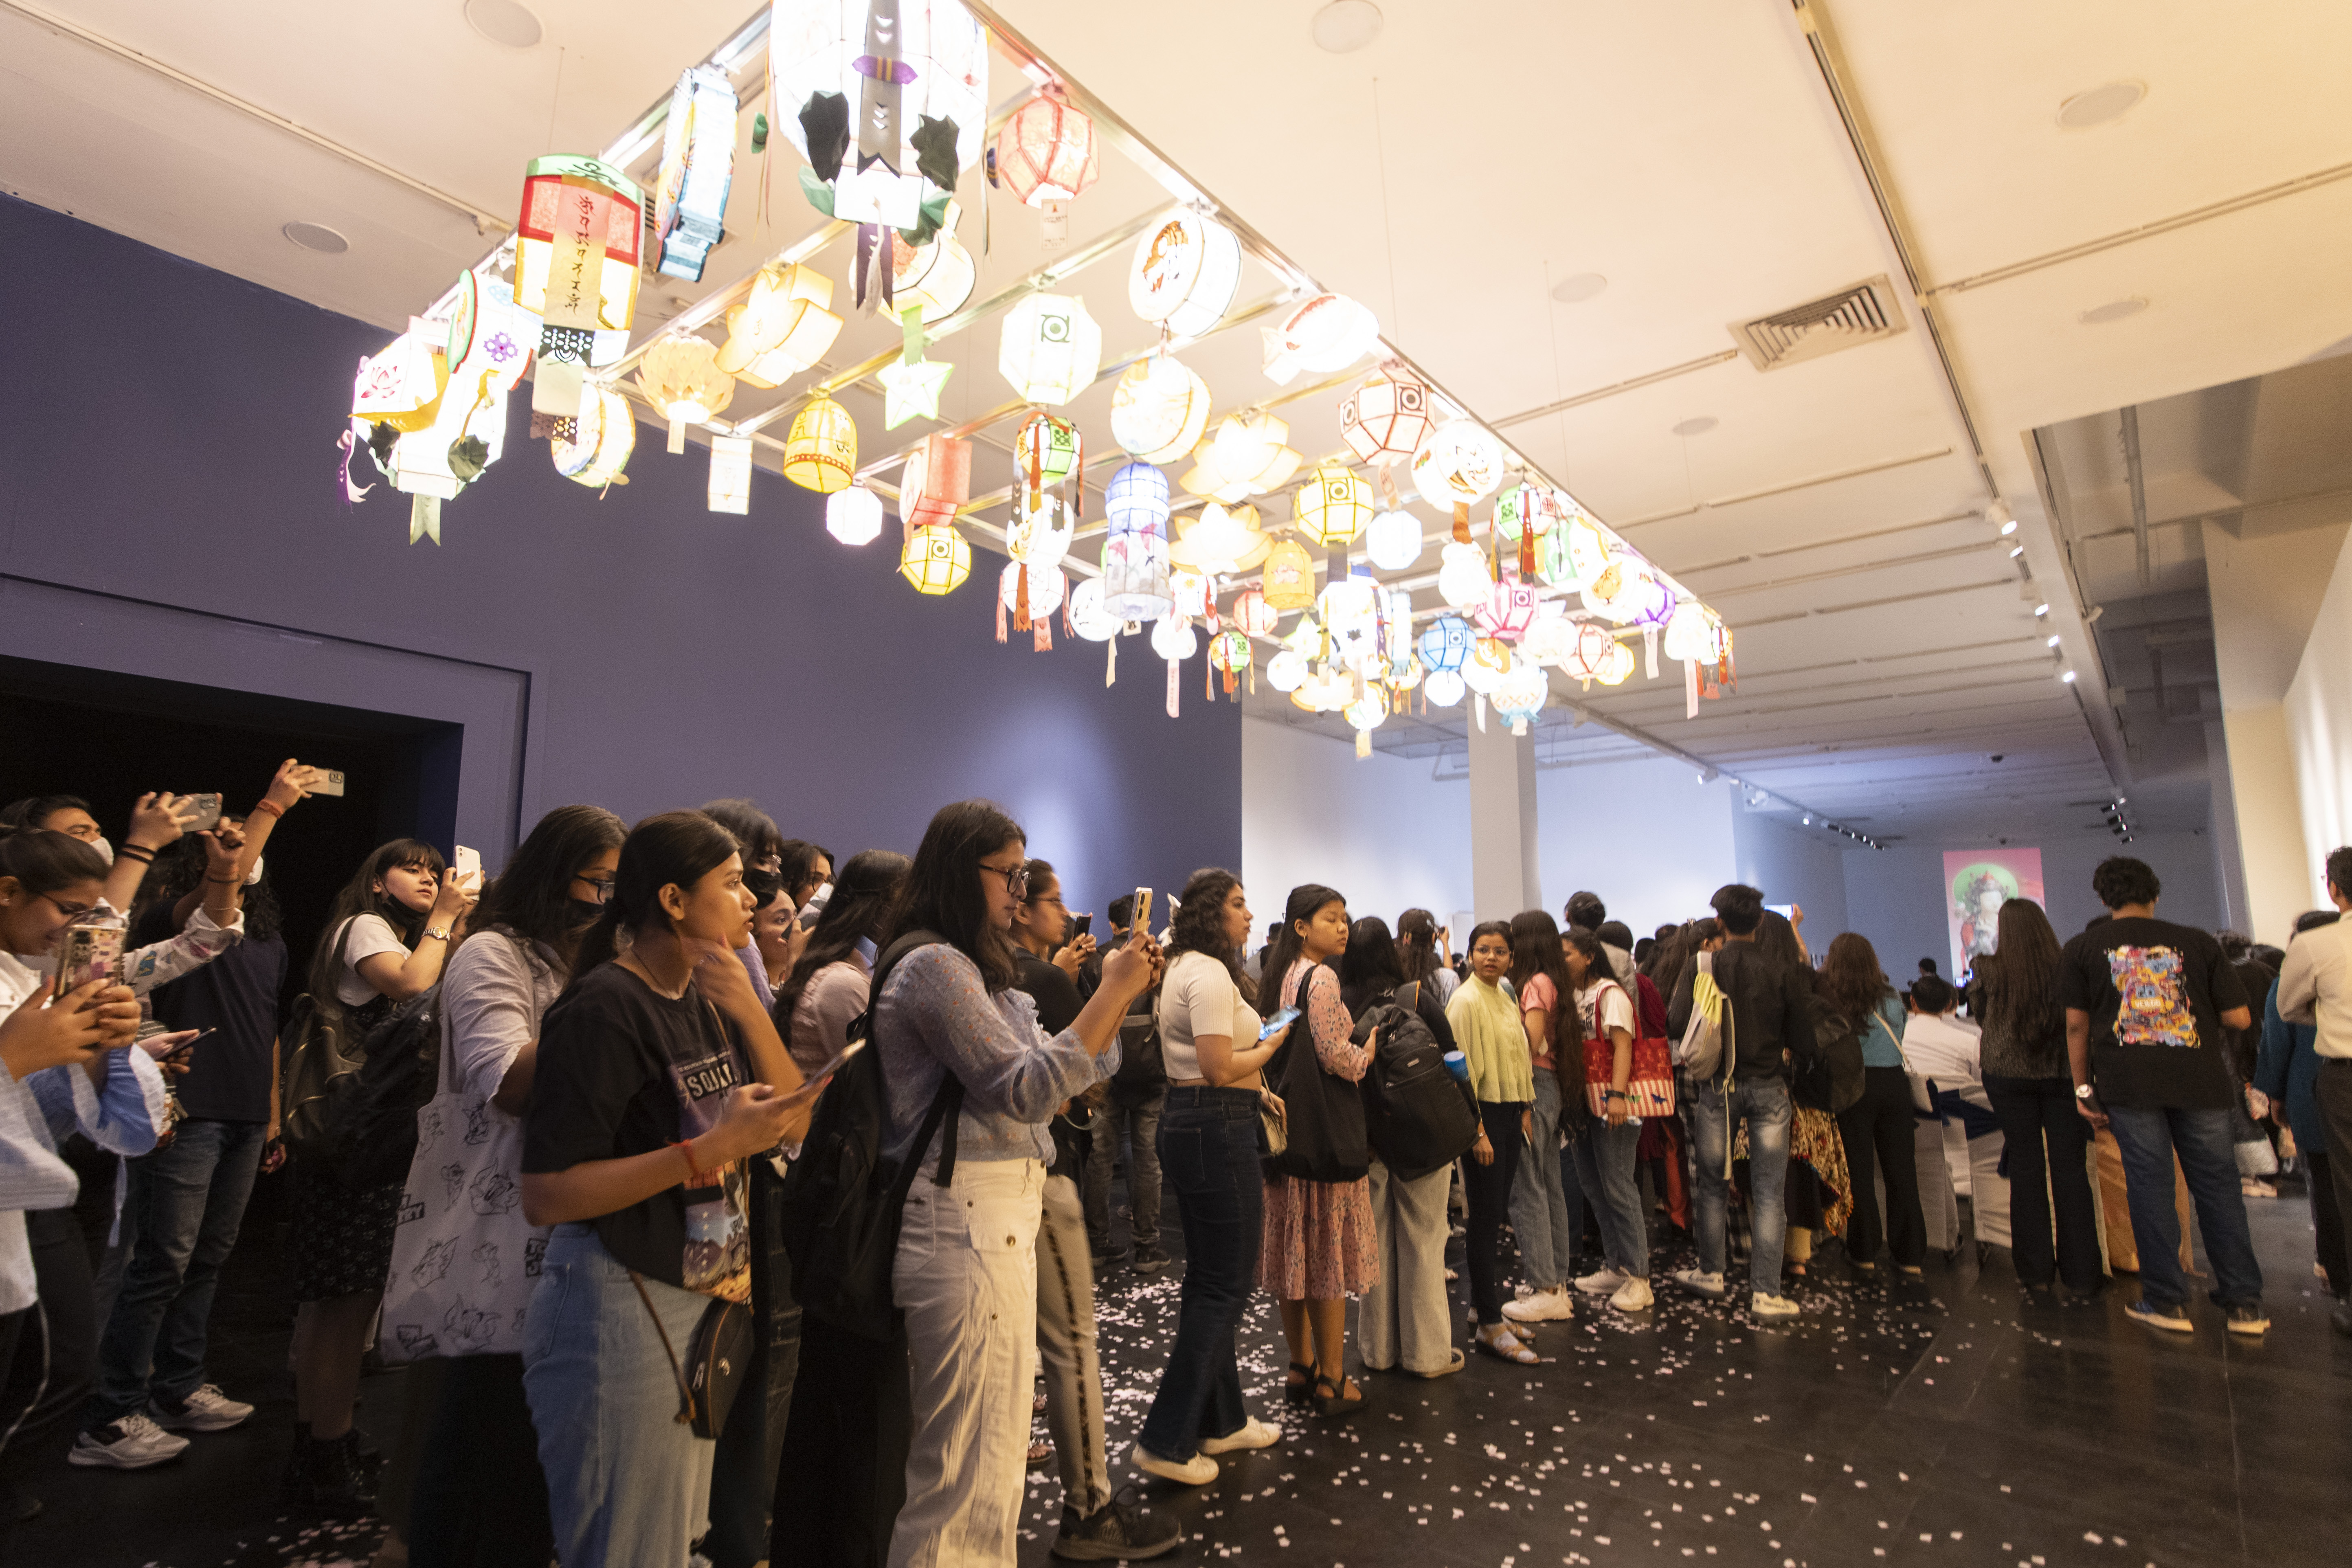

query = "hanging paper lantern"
783;395;857;493
1493;663;1549;735
1477;574;1539;643
1230;587;1280;639
1320;575;1380;640
1186;413;1304;502
773;0;987;231
1417;614;1474;675
1294;464;1373;548
1581;552;1641;623
1130;211;1242;337
1345;681;1389;733
718;263;844;388
993;86;1100;207
515;156;643;419
998;558;1067;618
1492;483;1565;546
1624;569;1677;628
1208;628;1253;691
1168;568;1210;621
1598;639;1637;686
1102;461;1173;621
1423;669;1467;707
1261;293;1381;386
899;525;971;595
352;325;448;433
1436;540;1492;610
1565;515;1613;583
1265;648;1309;692
1561;622;1616;684
1006;493;1074;574
1150;613;1198;662
1339;364;1434;469
1110;354;1211;464
1663;601;1725;664
1364;509;1423;571
1463;637;1514;696
900;432;971;530
1260;538;1317;611
552;385;636;488
387;274;531;515
652;65;739;281
1170;503;1268;575
826;484;886;545
1533;521;1578;588
1013;412;1083;493
999;293;1102;406
1520;612;1575;667
891;207;978;319
636;336;735;452
707;434;754;514
1411;419;1506;510
1068;578;1120;641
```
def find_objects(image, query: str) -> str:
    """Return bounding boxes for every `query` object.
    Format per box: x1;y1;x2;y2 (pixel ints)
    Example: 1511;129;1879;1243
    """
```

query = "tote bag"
380;939;549;1364
1580;979;1677;1118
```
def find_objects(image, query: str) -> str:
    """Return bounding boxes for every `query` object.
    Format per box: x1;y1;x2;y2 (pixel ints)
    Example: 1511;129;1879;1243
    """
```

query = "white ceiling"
8;0;2351;852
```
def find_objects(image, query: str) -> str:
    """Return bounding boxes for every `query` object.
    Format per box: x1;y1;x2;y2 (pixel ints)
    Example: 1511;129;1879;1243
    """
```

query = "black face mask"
569;898;608;926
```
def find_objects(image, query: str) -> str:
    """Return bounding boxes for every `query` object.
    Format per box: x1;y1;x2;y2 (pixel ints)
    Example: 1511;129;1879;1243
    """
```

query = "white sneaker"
1501;1285;1575;1323
149;1383;253;1433
1574;1266;1628;1296
1609;1276;1655;1312
68;1414;190;1469
1199;1416;1282;1454
1131;1442;1217;1485
1751;1292;1801;1320
1511;1282;1534;1299
1669;1269;1726;1300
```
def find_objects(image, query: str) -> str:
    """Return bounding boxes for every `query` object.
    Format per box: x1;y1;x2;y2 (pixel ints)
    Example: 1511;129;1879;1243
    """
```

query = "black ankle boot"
281;1421;314;1505
296;1430;376;1518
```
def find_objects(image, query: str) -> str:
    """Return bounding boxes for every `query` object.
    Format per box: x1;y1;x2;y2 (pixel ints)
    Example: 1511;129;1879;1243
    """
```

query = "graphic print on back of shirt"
2105;946;2200;1049
669;1041;752;1302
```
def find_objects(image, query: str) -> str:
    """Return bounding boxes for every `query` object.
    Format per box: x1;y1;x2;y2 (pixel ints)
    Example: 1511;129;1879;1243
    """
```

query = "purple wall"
0;196;1240;911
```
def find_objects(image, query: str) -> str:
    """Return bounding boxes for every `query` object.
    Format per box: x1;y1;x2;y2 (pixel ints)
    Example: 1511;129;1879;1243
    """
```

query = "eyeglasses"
40;893;97;920
979;861;1030;900
572;873;617;904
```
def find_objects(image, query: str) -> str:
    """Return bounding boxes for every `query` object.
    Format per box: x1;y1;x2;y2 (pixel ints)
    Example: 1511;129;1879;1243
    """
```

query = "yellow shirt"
1446;975;1535;1105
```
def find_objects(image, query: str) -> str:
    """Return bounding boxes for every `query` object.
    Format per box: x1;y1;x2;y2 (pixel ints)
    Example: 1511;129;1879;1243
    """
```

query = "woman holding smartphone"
1134;868;1288;1485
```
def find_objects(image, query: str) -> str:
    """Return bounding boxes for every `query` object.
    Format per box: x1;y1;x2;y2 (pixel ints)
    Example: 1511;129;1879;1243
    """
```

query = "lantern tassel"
1356;729;1371;760
1452;502;1471;544
1474;693;1487;731
1013;562;1032;632
1106;633;1117;688
1685;656;1700;720
1520;523;1536;581
1644;625;1660;681
337;420;373;504
1034;613;1051;654
1166;657;1179;718
995;592;1008;643
408;494;441;546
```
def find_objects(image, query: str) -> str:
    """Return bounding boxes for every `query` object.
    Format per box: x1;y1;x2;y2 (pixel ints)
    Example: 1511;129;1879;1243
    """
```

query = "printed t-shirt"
1572;977;1637;1045
2059;917;2248;1111
523;962;753;1299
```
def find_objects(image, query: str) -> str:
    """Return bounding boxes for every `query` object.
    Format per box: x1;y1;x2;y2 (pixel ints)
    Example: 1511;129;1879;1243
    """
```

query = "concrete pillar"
2205;718;2250;935
2221;706;2313;947
1467;708;1541;922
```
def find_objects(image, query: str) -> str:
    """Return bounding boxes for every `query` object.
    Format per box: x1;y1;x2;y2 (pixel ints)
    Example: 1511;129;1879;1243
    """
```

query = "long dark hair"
1976;898;2063;1043
1339;915;1406;999
466;805;626;977
307;838;446;1011
779;839;835;904
1396;907;1445;985
1166;867;1251;998
1817;931;1891;1023
567;811;743;987
0;824;109;899
143;827;282;942
886;800;1025;993
1260;883;1345;1003
776;848;910;1049
1511;909;1575;1002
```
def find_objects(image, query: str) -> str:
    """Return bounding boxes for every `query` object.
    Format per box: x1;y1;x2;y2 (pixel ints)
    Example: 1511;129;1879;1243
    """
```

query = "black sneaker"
1132;1245;1172;1278
2225;1303;2269;1337
2331;1300;2352;1339
2126;1298;2193;1333
1050;1485;1182;1561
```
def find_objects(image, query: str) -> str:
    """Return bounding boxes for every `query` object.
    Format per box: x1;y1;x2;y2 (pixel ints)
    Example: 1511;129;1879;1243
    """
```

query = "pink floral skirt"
1259;1174;1379;1300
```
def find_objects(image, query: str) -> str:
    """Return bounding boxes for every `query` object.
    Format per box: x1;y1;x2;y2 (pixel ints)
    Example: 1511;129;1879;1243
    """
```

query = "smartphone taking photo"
53;925;125;1001
180;794;223;833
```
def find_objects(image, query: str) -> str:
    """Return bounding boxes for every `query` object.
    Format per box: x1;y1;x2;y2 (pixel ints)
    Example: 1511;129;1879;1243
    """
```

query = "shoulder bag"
1579;979;1678;1118
1265;970;1369;1184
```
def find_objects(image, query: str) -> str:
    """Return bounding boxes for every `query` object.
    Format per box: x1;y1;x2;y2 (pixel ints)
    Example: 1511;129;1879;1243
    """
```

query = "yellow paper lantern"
552;385;635;488
1261;538;1317;611
999;293;1102;406
1598;638;1637;686
718;263;843;388
899;525;971;595
1186;413;1303;503
351;325;448;433
783;396;857;494
515;155;643;419
636;337;734;453
1111;354;1212;464
1293;464;1373;547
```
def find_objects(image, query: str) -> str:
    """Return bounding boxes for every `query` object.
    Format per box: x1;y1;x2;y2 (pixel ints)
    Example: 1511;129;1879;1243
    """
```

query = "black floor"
36;1167;2350;1568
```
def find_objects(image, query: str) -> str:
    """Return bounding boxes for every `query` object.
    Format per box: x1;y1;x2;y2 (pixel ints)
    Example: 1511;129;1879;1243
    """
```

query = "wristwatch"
425;925;453;942
2073;1083;2095;1100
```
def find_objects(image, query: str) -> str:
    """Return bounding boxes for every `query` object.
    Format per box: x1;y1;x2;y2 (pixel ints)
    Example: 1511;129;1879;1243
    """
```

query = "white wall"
2286;524;2352;905
1733;808;1851;944
1241;718;1473;930
1535;758;1739;939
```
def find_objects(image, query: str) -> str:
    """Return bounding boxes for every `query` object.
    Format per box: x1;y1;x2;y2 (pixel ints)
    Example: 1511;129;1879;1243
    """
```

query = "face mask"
244;854;265;887
570;898;607;925
90;836;115;867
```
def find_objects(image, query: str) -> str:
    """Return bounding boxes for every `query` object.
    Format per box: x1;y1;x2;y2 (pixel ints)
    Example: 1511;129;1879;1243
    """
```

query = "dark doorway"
0;654;464;1012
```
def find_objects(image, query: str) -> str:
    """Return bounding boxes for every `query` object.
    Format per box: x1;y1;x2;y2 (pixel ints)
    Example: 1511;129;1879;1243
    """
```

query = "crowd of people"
2;767;2348;1568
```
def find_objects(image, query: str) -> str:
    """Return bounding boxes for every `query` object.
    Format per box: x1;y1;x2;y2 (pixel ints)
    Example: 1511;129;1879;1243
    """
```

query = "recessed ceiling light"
2058;81;2146;130
1550;271;1608;304
1310;0;1383;53
2080;296;2148;325
1671;416;1718;437
466;0;544;49
282;221;349;254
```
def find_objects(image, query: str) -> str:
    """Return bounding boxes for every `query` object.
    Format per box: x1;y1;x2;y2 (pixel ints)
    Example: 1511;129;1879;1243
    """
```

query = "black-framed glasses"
40;893;97;921
979;861;1030;900
573;873;617;904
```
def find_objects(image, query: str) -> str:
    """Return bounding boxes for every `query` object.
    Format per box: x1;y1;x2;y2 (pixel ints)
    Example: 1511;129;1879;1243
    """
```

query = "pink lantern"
1477;574;1539;643
993;87;1099;207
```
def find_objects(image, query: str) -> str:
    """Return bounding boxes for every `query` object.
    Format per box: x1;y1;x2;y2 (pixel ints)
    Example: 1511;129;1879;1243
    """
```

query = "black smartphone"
181;794;223;832
1069;913;1092;941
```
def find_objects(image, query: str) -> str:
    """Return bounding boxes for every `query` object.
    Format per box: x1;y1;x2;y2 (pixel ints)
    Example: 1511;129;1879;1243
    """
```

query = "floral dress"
1258;959;1379;1299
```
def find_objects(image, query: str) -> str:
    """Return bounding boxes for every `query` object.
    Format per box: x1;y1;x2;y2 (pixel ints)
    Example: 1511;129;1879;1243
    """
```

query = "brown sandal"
1311;1371;1364;1416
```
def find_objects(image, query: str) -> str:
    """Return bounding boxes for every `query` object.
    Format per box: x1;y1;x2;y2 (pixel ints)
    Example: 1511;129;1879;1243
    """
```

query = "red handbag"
1580;980;1678;1117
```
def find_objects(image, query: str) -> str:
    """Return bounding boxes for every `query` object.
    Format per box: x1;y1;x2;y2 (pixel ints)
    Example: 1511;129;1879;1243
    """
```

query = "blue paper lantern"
1417;613;1474;675
1102;461;1173;621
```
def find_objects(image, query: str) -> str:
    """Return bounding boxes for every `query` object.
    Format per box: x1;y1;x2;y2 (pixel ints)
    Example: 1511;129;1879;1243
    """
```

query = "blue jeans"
1688;1077;1792;1292
2105;1104;2264;1310
86;1119;265;1425
1508;1071;1574;1288
1569;1120;1649;1279
1138;1087;1263;1461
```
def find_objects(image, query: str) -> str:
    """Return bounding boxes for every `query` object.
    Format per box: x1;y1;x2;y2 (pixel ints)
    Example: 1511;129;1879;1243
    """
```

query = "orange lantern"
900;433;972;532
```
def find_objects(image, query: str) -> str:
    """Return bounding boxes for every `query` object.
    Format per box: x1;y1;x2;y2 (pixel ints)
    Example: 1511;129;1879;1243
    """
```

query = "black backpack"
1791;991;1867;1115
279;920;440;1188
1109;982;1164;1095
1356;982;1480;1181
779;931;964;1340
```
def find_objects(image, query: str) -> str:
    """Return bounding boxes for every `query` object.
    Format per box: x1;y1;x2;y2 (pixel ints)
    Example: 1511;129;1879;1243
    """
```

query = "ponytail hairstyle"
1396;907;1444;985
307;837;446;1015
1258;883;1345;1001
466;805;628;979
0;823;110;898
777;848;911;1049
1166;867;1253;1001
885;800;1025;993
566;810;745;989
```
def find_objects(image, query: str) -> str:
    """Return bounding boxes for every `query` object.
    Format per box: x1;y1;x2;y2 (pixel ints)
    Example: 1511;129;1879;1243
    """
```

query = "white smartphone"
307;769;347;797
1132;887;1153;936
452;844;484;893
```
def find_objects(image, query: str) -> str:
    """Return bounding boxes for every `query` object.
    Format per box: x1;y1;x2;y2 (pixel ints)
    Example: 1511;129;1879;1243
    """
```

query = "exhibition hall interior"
2;2;2348;1567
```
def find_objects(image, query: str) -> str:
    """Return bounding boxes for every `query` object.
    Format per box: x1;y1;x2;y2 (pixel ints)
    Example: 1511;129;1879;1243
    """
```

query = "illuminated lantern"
1463;637;1513;696
826;484;886;545
636;336;734;453
1533;522;1577;588
1493;481;1565;578
652;65;738;281
1012;412;1082;515
1423;669;1466;707
1417;614;1474;677
1208;628;1252;697
1006;493;1074;575
552;385;636;488
1493;663;1549;735
1170;503;1268;575
1186;413;1303;503
1068;578;1120;641
891;207;978;320
1520;612;1575;667
1582;555;1658;625
1663;602;1724;664
783;396;857;493
1320;575;1380;640
1261;292;1380;385
1436;540;1492;609
899;525;971;595
387;275;531;529
1230;588;1280;639
1129;211;1241;336
1168;568;1210;620
352;325;448;433
1151;613;1198;662
1598;639;1636;686
1293;464;1373;547
899;432;971;530
993;85;1100;207
1565;515;1612;584
1265;648;1309;692
1260;539;1317;611
1561;622;1616;685
999;293;1102;406
1344;681;1389;736
515;156;643;417
1411;419;1505;512
1364;509;1423;571
1625;570;1676;628
707;434;754;514
718;264;844;388
1477;573;1539;643
773;0;988;231
1108;354;1210;464
1102;461;1173;621
1339;364;1434;468
996;559;1067;648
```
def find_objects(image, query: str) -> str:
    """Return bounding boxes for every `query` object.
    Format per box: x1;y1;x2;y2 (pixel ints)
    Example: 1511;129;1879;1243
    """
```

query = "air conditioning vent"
1730;275;1908;371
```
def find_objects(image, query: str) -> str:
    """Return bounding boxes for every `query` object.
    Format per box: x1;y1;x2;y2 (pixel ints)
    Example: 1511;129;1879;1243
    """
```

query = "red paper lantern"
993;87;1100;207
901;433;971;533
1231;588;1280;639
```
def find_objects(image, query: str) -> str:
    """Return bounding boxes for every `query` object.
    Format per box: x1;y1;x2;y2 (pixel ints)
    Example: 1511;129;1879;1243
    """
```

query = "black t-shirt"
2059;917;2248;1110
132;901;286;1123
523;963;753;1296
1014;949;1091;1172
